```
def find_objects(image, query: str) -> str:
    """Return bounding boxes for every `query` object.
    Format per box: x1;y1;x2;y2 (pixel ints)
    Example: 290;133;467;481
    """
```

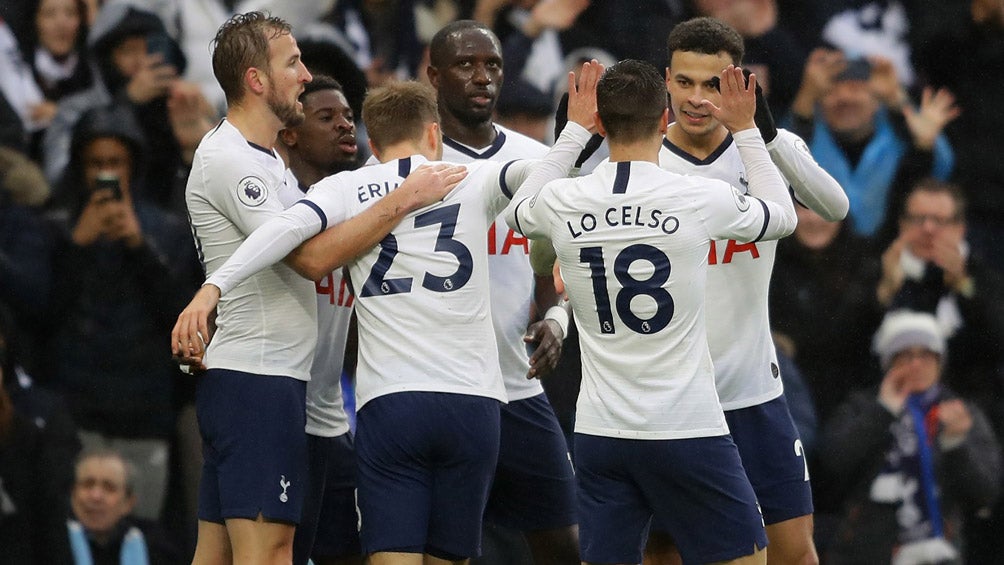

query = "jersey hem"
719;387;784;412
572;424;730;440
356;384;508;410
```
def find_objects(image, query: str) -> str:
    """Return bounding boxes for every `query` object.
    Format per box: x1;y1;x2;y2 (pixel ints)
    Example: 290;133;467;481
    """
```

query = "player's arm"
287;163;468;280
703;66;797;239
501;61;602;227
768;128;849;221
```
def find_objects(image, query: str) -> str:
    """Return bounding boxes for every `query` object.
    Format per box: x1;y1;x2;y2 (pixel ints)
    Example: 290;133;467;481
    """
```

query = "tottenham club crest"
731;186;751;212
279;475;291;503
238;176;268;207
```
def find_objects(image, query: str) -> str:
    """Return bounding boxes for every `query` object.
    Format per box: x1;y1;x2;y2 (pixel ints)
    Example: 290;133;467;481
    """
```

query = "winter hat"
873;310;946;370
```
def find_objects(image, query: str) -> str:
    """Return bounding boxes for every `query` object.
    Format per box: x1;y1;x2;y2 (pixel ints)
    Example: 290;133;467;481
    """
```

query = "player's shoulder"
493;124;549;155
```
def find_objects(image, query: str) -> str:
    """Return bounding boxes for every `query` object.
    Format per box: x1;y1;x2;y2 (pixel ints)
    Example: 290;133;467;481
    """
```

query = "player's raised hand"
525;318;564;379
566;59;604;133
397;163;468;210
171;284;221;366
700;65;756;135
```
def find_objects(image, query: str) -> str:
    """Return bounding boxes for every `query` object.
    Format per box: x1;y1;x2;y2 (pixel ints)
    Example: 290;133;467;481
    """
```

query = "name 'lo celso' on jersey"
442;124;548;402
186;119;317;381
508;129;796;438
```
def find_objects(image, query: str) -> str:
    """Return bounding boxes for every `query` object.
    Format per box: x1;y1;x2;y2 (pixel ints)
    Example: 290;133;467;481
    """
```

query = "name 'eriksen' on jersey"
356;180;400;203
566;205;680;238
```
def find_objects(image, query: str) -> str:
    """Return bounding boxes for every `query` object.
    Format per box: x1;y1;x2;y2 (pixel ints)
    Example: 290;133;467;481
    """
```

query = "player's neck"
287;157;326;188
665;123;729;160
379;143;436;163
227;104;282;149
607;136;662;165
440;112;496;149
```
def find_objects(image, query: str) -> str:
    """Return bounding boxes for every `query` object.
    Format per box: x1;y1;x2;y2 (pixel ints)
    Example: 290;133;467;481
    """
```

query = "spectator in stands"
907;0;1004;273
785;49;957;241
0;301;74;564
771;204;885;425
876;179;1004;437
20;0;94;158
58;448;181;564
821;310;1001;565
42;104;199;522
42;2;213;209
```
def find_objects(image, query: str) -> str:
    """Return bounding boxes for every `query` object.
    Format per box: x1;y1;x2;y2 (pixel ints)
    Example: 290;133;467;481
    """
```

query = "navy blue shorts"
485;393;576;531
726;394;813;524
575;433;767;564
196;368;307;524
292;433;361;564
355;392;501;559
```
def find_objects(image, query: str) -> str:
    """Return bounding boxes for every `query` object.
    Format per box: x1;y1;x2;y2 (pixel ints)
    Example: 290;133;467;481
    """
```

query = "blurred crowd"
1;0;1002;563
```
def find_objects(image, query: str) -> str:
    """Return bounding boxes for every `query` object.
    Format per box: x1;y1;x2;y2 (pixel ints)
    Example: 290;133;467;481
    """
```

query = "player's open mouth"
339;139;357;154
469;94;493;106
681;109;709;122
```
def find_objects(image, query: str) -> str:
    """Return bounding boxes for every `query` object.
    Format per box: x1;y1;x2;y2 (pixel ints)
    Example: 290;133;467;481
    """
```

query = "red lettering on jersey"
487;221;529;255
315;273;354;307
708;239;761;264
501;228;529;255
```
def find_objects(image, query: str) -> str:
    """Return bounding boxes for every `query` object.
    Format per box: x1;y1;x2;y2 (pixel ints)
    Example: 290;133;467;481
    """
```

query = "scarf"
67;519;149;565
869;386;959;564
810;108;954;237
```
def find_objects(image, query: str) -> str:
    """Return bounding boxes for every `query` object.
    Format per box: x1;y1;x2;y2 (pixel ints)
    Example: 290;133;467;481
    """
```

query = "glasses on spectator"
901;214;961;227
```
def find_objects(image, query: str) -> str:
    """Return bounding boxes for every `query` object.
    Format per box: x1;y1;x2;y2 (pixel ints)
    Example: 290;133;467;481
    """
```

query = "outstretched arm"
768;129;849;221
287;164;468;280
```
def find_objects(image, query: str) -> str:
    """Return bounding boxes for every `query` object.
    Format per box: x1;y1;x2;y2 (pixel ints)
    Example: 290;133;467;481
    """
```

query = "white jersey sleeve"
731;129;797;240
767;128;849;221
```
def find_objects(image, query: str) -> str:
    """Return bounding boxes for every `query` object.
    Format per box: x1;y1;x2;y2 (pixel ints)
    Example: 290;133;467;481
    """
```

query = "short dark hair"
301;74;344;100
428;20;499;68
666;17;744;66
363;82;440;154
904;178;967;220
211;11;292;105
597;60;667;144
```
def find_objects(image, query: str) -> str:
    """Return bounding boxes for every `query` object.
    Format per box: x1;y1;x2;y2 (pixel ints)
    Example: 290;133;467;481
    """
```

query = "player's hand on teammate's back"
701;65;757;135
171;284;222;369
524;319;564;379
397;163;468;208
566;59;604;133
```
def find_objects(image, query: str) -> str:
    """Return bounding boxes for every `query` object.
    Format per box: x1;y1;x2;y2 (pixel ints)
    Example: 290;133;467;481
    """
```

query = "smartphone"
95;173;122;200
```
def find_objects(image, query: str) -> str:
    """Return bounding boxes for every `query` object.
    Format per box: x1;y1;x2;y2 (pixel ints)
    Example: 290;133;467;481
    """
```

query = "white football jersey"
659;132;783;410
442;124;548;402
186;120;317;381
508;159;793;438
303;155;514;409
277;173;352;438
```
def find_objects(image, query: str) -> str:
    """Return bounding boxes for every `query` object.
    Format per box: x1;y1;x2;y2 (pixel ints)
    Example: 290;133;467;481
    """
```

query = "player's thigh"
356;392;500;557
638;435;767;565
725;395;813;524
573;433;654;565
486;394;576;531
310;434;362;561
195;369;308;525
426;393;502;560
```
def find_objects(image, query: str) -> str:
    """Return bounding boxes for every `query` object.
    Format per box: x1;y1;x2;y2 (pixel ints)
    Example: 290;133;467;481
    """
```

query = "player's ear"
279;128;297;148
658;108;670;134
426;122;441;153
594;111;607;138
426;65;439;88
368;139;381;162
246;66;266;96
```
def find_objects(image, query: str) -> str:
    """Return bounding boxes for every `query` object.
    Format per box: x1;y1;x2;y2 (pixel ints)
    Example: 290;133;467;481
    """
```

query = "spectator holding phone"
41;104;200;523
42;3;215;211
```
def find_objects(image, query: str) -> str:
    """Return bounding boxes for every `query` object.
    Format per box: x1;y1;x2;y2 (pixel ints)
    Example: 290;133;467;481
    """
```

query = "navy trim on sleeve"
512;198;529;236
753;198;770;243
398;156;412;178
499;160;518;199
296;199;328;231
612;161;631;194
